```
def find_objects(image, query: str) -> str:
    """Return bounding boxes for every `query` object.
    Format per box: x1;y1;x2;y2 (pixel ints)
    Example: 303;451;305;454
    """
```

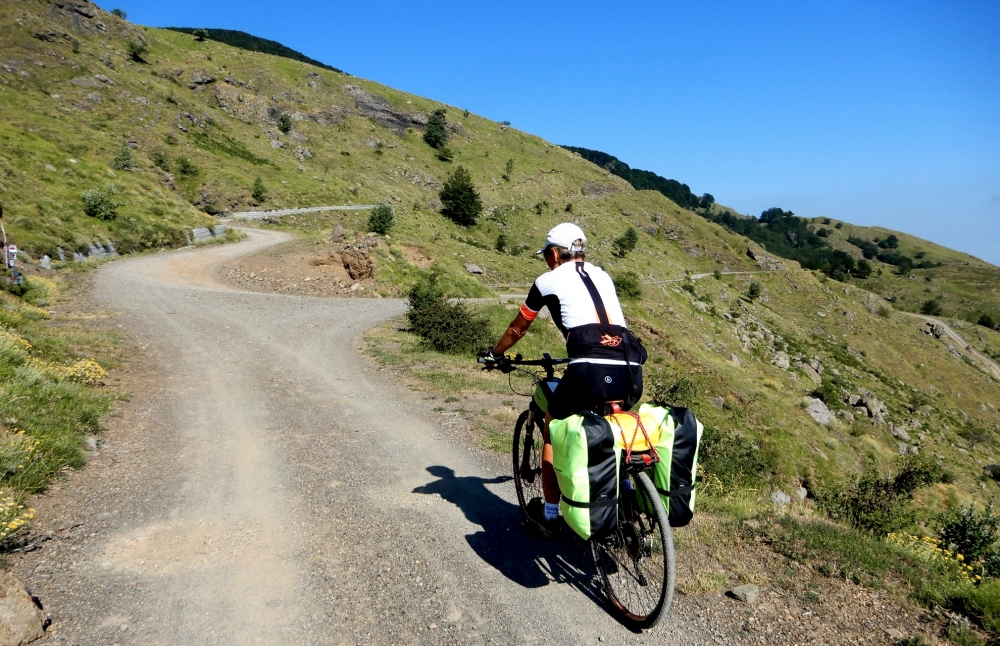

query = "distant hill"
561;145;703;210
165;27;344;74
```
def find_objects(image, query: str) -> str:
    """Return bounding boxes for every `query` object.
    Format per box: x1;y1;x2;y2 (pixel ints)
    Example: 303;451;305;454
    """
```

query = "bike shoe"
525;497;561;538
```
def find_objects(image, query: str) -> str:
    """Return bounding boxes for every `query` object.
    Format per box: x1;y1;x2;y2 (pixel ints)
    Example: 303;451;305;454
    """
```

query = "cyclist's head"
538;223;586;266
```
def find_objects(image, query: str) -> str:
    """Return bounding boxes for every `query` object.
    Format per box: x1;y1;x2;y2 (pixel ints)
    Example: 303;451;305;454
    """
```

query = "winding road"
17;229;712;644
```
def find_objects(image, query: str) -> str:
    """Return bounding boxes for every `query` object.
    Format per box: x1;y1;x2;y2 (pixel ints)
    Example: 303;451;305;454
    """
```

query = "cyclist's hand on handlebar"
478;350;514;373
477;349;499;364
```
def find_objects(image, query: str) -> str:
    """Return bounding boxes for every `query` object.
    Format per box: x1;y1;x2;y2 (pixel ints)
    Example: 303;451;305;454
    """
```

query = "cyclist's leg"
540;413;559;505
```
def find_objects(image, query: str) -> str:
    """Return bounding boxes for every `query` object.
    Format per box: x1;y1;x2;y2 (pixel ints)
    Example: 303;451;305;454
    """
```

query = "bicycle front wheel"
511;409;543;519
591;470;675;630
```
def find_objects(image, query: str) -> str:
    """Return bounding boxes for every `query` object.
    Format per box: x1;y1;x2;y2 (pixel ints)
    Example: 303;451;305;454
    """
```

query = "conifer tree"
439;166;482;227
424;109;449;149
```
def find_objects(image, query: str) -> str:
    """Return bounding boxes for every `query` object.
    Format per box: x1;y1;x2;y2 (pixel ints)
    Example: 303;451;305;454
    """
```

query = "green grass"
0;287;115;506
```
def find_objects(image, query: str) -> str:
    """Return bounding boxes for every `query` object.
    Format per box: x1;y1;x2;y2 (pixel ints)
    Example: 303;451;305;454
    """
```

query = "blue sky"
118;1;1000;264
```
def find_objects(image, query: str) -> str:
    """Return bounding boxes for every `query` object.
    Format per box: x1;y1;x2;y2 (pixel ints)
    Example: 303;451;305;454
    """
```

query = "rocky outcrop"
581;182;619;198
343;85;427;135
746;247;784;271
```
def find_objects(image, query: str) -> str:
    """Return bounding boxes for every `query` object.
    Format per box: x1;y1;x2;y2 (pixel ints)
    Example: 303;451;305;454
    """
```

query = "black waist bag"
567;262;648;366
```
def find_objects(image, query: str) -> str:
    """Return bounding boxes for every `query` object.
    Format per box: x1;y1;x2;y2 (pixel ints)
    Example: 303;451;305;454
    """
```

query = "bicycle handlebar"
478;353;570;376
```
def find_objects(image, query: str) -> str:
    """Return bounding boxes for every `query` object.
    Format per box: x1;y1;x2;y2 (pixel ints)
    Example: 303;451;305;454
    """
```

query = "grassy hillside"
3;2;1000;636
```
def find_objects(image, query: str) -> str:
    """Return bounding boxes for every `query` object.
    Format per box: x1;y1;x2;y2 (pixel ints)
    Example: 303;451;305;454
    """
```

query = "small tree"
126;40;148;63
367;203;395;235
436;146;453;162
439;166;482;227
111;8;127;18
494;233;508;254
502;158;514;182
251;177;267;204
920;299;942;316
278;114;292;134
614;227;639;257
423;109;449;149
112;145;134;171
747;281;762;301
978;314;996;330
700;193;715;208
192;29;209;42
407;271;491;354
81;184;122;221
855;259;873;279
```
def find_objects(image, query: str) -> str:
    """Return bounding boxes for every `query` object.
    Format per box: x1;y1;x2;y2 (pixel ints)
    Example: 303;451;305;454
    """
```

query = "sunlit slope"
0;0;998;507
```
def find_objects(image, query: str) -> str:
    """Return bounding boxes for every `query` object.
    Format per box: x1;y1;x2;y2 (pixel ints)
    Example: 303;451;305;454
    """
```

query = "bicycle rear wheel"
511;409;543;519
591;470;675;630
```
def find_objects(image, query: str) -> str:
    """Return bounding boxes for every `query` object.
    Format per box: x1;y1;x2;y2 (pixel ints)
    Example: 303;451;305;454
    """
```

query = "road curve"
20;229;710;644
900;311;1000;380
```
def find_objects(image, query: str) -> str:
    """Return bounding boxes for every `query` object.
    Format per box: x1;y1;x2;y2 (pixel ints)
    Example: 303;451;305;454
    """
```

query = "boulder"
858;387;887;424
854;406;870;417
848;394;862;407
730;584;760;604
189;70;216;87
806;399;833;425
794;486;809;501
890;425;911;442
798;363;822;385
463;263;484;275
692;301;709;313
0;571;45;645
770;351;790;370
709;397;725;409
329;224;345;242
771;490;791;511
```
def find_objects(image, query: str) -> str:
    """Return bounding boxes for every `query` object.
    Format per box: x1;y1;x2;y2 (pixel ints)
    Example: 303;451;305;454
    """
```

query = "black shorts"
547;362;643;420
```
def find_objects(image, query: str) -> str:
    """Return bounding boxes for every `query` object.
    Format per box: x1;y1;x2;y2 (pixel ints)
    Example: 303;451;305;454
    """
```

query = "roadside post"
1;204;25;289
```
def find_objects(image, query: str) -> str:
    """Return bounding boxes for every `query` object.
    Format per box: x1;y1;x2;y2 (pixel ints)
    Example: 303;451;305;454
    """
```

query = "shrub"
111;145;133;171
613;227;639;257
439;166;482;227
938;506;1000;569
278;113;292;134
251;177;267;204
920;299;942;316
747;281;762;301
126;40;148;63
818;455;950;534
855;259;873;278
423;109;449;149
152;149;170;172
834;222;843;229
978;314;997;330
192;28;209;42
406;272;491;354
177;157;198;176
367;203;395;235
698;426;771;487
81;184;122;221
647;371;698;409
111;8;127;18
494;233;508;254
613;271;642;300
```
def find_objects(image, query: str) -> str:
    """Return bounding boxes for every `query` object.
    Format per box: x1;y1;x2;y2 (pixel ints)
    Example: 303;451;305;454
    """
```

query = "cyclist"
482;223;645;534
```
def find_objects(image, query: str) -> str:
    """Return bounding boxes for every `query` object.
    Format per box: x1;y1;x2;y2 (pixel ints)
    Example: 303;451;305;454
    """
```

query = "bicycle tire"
591;470;675;630
511;409;543;519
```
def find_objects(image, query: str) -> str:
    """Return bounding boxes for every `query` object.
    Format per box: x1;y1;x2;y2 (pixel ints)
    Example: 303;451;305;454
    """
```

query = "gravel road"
13;229;716;645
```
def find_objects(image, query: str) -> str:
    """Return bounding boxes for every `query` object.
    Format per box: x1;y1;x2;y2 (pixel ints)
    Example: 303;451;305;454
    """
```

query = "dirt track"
13;229;714;644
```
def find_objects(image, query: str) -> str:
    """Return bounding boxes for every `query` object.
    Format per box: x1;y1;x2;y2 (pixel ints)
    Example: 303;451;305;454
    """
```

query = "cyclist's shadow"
413;465;603;605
